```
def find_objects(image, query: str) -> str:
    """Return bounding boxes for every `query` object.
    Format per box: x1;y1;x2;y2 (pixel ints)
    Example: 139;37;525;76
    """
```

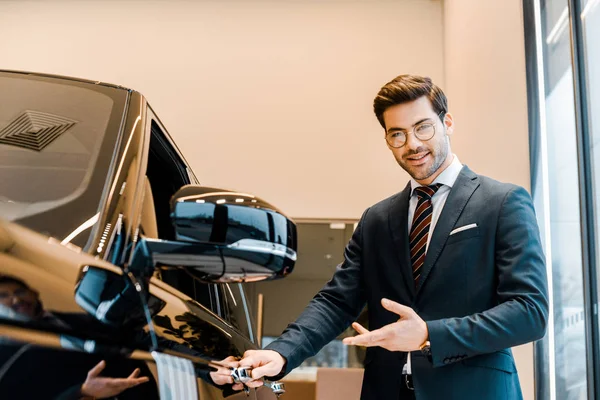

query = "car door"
0;218;163;399
216;283;280;400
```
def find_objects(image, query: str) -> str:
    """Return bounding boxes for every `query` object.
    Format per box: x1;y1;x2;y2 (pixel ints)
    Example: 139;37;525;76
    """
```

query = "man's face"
383;96;453;184
0;282;39;319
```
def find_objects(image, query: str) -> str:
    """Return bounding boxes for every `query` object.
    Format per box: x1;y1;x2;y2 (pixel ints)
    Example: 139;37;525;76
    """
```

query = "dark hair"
373;74;448;129
0;275;31;290
0;275;43;316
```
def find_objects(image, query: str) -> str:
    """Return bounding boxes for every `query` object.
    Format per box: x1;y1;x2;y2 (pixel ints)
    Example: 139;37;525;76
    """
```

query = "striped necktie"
410;184;442;286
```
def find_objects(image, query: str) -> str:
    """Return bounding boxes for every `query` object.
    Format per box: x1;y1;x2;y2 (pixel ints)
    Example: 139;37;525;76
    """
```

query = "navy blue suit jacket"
267;166;549;399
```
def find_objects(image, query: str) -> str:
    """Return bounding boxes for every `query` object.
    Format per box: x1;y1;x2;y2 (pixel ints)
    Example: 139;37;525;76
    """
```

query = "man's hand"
237;350;286;389
209;356;244;391
80;360;149;399
342;298;428;352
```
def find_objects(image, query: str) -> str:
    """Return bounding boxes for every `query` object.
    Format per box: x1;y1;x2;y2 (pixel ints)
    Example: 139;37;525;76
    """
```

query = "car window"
219;283;254;342
0;73;127;229
143;114;220;314
148;281;243;361
158;269;218;315
145;117;190;241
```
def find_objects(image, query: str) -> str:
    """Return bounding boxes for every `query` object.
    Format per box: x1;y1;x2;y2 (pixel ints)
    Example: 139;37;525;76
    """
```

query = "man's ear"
443;112;454;136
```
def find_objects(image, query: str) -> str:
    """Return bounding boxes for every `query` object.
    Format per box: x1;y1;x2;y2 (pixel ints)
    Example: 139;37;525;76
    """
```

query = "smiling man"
238;74;549;399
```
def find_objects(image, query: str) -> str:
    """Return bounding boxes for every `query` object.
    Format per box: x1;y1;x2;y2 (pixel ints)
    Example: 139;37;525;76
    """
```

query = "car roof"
0;69;134;92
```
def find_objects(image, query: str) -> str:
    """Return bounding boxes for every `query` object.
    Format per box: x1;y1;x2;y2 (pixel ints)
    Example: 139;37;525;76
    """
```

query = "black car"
0;70;297;399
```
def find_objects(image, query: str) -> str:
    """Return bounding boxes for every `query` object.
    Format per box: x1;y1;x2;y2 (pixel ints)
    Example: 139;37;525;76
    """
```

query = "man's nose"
405;132;423;150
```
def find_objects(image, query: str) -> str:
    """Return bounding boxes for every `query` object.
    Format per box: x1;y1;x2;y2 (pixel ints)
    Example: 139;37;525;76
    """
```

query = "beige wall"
443;1;534;399
443;0;531;189
0;0;444;220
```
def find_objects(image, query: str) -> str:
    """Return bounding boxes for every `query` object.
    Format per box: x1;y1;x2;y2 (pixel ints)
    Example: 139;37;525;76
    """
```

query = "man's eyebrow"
386;118;433;133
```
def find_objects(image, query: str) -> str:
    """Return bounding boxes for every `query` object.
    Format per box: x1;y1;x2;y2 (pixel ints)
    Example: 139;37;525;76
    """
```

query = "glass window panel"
219;282;253;341
581;0;600;373
536;1;589;398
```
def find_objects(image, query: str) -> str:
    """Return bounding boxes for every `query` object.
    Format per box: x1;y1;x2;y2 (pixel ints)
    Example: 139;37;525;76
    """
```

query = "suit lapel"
415;166;480;295
388;182;415;298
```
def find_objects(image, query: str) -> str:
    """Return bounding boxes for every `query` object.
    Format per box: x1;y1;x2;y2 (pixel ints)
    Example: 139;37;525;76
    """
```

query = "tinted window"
145;118;190;241
219;283;253;341
0;73;127;243
144;116;220;313
0;75;120;218
159;269;217;314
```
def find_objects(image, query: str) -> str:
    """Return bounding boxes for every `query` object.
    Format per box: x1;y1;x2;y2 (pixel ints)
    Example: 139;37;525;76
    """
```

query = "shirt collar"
410;154;463;194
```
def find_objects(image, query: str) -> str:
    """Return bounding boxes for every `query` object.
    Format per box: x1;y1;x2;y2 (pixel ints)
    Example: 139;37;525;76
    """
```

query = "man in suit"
238;74;549;399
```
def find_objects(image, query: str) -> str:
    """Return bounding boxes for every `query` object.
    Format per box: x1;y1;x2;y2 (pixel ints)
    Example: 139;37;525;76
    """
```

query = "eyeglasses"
385;111;445;148
0;287;31;301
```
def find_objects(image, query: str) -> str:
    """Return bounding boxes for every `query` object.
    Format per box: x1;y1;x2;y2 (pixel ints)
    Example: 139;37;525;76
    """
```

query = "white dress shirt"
407;155;464;252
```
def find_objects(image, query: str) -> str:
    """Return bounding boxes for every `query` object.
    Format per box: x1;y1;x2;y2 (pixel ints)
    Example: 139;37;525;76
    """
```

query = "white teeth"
409;153;428;160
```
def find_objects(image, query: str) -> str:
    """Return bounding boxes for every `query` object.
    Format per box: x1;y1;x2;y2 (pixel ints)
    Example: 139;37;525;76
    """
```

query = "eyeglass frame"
0;286;35;301
384;110;446;148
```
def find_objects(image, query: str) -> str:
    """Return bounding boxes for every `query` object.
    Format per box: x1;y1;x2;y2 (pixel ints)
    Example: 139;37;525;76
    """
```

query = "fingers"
381;298;413;318
245;380;264;388
209;365;235;385
209;372;234;385
343;326;389;347
130;376;150;385
250;364;276;380
240;349;284;369
114;381;136;392
122;375;150;387
210;355;247;386
126;368;149;384
239;350;258;368
127;368;140;379
343;322;373;347
218;356;240;368
87;360;106;378
109;376;150;390
352;322;369;334
235;350;285;388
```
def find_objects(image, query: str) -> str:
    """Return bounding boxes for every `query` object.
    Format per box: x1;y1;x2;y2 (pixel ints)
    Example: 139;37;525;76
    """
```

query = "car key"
231;365;253;384
230;366;252;396
231;366;286;397
264;381;286;396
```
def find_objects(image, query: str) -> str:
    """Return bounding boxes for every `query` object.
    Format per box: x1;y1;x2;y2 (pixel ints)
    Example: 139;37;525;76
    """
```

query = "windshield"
0;72;127;243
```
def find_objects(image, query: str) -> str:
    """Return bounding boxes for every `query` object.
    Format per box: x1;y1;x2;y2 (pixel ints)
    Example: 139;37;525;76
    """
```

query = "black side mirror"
75;265;163;329
128;186;297;283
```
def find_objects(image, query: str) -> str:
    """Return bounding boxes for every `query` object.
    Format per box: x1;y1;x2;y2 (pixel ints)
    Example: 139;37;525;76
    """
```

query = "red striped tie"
409;184;442;286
